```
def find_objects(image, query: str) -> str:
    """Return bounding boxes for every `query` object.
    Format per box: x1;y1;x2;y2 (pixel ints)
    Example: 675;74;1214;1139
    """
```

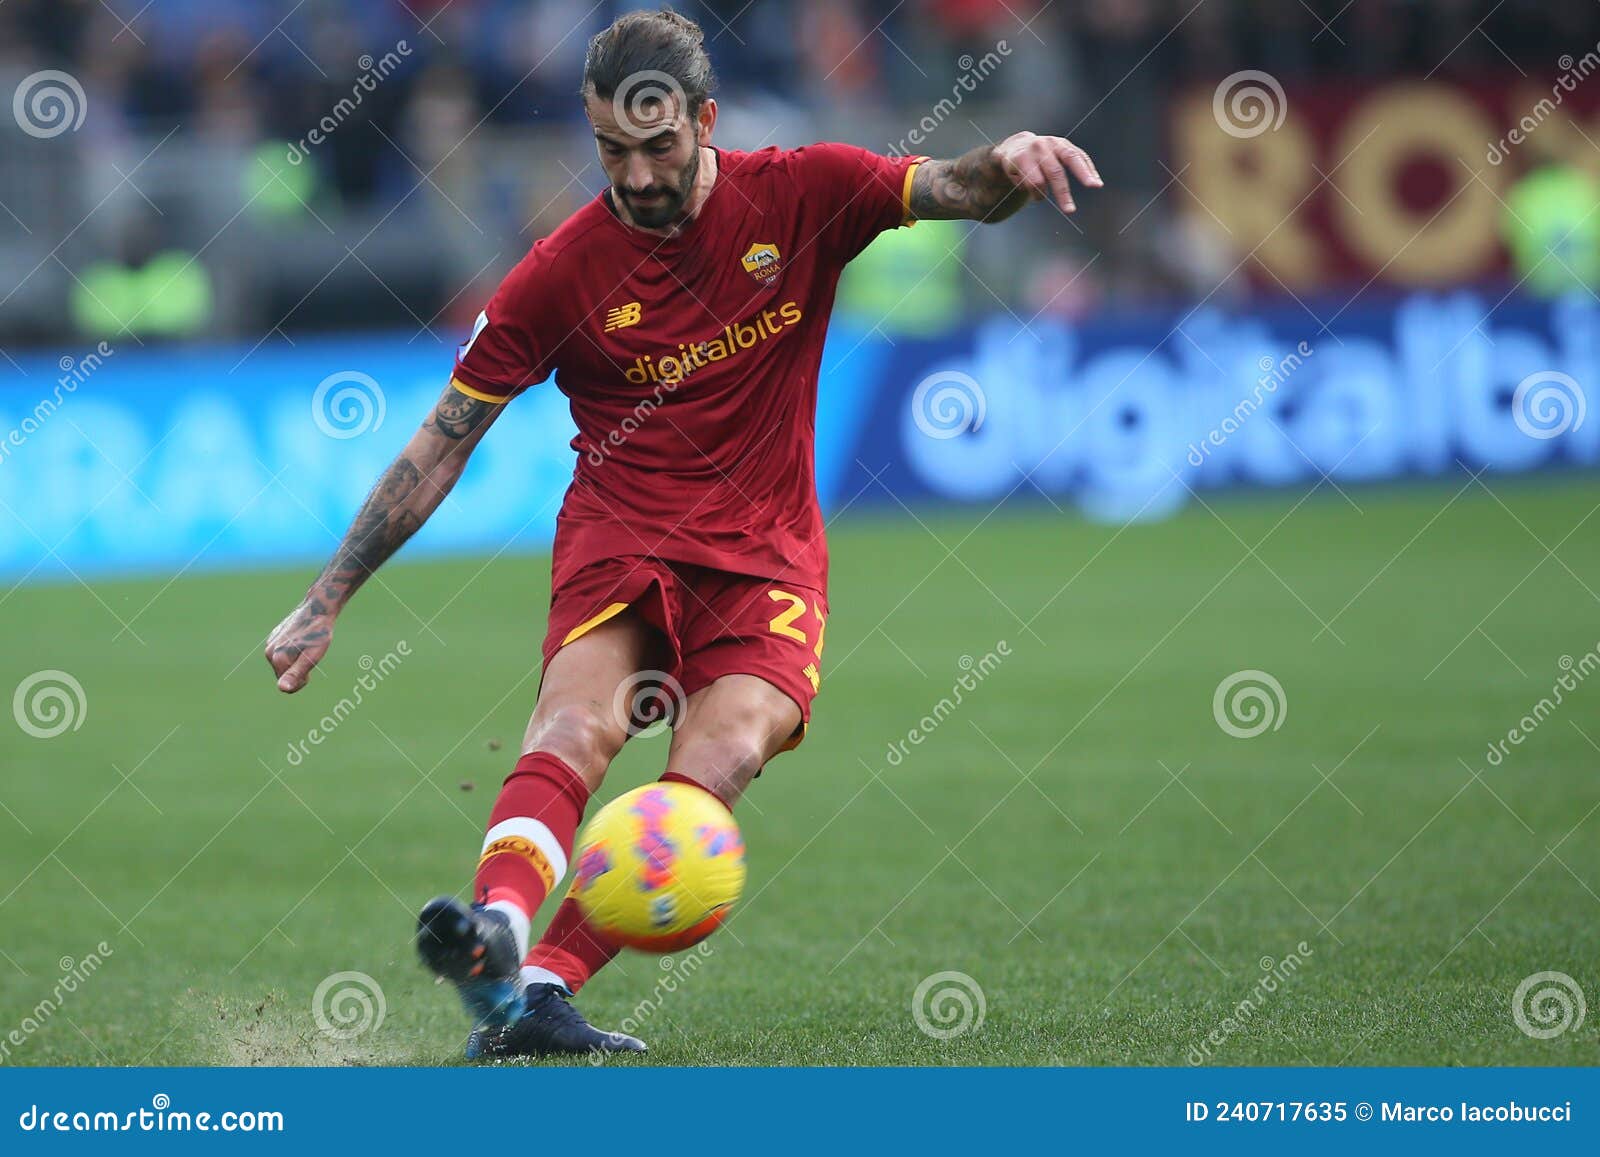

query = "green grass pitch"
3;478;1599;1066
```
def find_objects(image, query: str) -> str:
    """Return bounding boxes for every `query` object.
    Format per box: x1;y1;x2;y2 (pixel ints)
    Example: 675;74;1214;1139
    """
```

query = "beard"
618;147;700;230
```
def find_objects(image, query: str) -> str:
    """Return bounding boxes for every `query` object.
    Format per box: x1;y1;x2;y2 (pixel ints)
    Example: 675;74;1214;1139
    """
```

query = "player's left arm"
908;132;1103;222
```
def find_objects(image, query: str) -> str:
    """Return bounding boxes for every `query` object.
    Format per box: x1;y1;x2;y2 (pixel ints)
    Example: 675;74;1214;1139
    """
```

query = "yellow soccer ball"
568;783;745;952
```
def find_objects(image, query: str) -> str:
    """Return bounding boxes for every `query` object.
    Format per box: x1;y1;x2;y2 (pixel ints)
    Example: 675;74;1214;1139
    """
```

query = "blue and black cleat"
465;983;647;1060
415;896;526;1031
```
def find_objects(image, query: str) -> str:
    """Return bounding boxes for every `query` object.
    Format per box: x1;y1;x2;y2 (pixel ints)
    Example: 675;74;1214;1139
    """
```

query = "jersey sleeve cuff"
449;373;513;404
900;158;927;225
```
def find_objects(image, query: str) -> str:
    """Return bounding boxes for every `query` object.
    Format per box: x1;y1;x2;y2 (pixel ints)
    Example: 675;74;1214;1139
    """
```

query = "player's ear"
694;97;716;147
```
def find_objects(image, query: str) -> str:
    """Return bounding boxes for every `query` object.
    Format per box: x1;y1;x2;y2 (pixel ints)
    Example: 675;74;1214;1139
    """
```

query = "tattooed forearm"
269;383;500;690
316;456;426;604
909;146;1032;223
306;385;502;611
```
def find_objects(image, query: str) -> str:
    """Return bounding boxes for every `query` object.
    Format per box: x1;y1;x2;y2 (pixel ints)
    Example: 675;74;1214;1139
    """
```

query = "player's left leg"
515;674;800;993
660;672;801;804
461;570;829;1064
517;572;823;1006
470;674;799;1059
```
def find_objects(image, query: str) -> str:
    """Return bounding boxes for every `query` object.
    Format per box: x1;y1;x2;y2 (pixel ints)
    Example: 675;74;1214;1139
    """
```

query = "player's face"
587;91;715;230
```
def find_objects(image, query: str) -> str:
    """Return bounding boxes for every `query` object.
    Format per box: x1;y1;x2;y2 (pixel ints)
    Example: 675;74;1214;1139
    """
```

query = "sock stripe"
479;816;569;889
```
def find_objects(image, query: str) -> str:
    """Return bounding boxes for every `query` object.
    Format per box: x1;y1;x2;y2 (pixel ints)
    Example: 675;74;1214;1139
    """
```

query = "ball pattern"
569;783;746;951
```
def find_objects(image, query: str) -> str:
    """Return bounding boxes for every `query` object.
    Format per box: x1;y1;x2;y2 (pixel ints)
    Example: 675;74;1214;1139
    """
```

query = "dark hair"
581;7;717;119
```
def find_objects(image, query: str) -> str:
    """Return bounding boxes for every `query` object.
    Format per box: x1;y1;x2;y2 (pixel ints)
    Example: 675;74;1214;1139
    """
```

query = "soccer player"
264;8;1100;1058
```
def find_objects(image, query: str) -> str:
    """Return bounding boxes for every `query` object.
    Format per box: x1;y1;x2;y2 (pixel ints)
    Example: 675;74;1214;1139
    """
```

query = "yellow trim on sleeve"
449;376;510;404
900;160;922;225
560;601;631;647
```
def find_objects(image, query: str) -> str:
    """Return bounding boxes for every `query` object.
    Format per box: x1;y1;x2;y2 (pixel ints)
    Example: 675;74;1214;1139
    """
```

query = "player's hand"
993;131;1103;214
264;600;335;693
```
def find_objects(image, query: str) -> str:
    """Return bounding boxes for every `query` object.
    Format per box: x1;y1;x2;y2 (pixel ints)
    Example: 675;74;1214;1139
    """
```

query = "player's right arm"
266;238;564;692
264;383;501;693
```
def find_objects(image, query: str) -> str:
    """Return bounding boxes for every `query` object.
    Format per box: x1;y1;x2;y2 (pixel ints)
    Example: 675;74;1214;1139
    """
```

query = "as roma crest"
739;241;784;286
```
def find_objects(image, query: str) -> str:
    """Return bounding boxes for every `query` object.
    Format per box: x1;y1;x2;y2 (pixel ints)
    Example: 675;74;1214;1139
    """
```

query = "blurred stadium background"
4;0;1600;1066
5;0;1600;568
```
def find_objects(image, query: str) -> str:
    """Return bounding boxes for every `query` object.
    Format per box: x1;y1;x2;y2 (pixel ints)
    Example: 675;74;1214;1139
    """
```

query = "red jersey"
451;143;924;593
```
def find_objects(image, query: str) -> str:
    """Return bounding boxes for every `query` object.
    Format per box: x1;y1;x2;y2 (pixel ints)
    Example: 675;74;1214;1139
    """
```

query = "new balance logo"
604;301;642;332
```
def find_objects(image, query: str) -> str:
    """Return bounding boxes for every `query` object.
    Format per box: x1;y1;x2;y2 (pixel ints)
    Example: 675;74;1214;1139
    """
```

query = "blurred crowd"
2;0;1597;346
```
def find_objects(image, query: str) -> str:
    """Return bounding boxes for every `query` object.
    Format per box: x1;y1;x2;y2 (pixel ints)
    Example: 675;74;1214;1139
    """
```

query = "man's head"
582;8;718;229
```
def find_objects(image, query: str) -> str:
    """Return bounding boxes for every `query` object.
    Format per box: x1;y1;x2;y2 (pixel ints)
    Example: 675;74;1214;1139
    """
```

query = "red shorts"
541;557;828;751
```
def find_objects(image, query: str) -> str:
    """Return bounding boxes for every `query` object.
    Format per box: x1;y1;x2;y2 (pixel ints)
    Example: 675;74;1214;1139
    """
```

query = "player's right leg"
415;608;656;1033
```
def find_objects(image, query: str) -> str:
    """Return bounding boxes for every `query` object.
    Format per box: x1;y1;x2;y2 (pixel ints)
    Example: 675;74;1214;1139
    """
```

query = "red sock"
659;770;733;812
521;896;621;993
523;771;731;992
474;753;589;952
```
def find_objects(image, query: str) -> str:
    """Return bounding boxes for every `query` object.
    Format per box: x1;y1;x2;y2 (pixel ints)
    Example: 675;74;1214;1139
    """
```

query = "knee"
525;704;624;785
671;738;767;807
